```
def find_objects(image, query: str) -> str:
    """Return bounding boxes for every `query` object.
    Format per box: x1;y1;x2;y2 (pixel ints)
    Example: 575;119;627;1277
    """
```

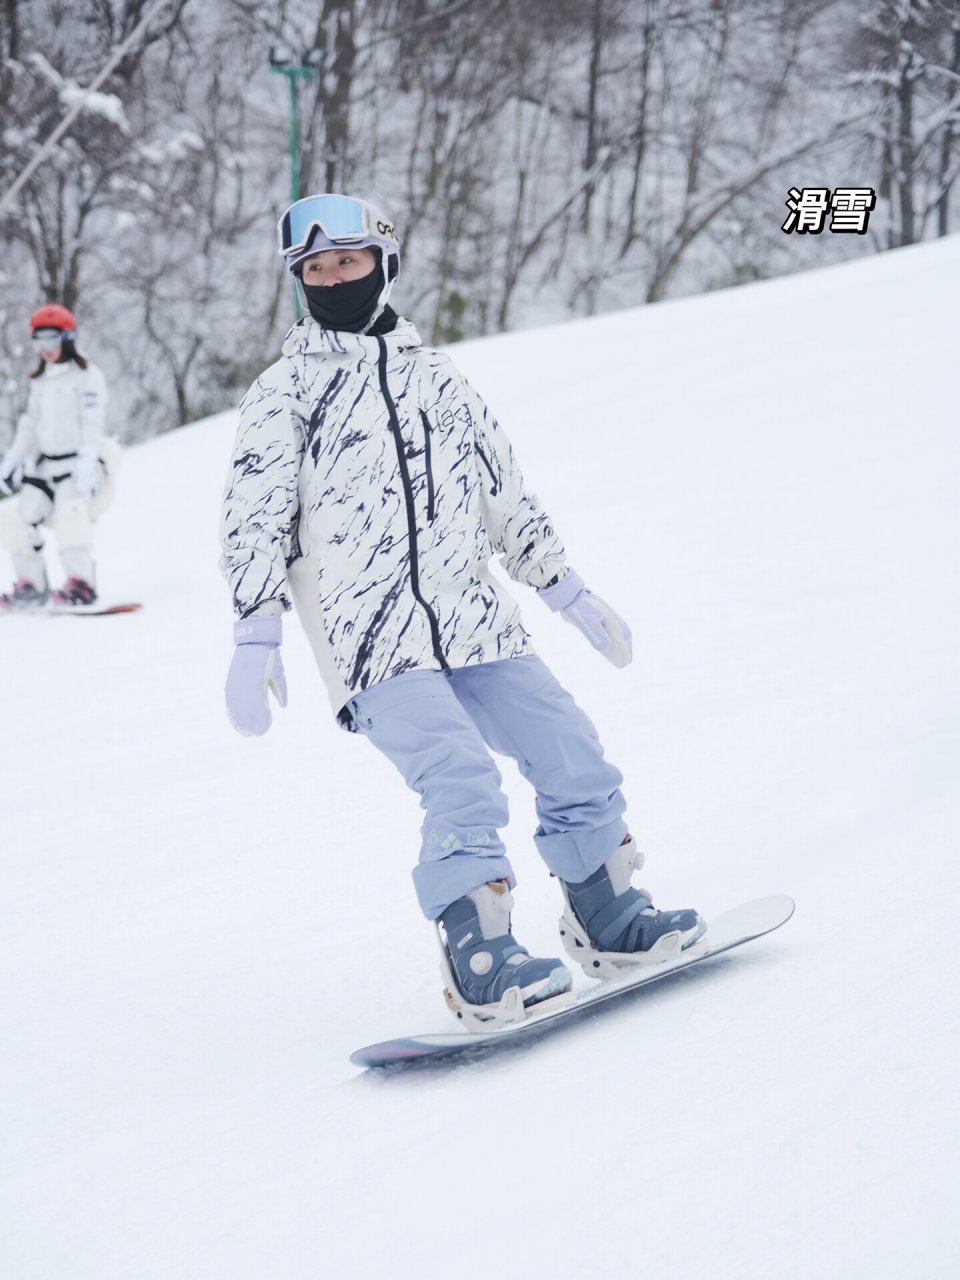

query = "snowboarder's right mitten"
0;447;22;497
225;615;288;736
538;568;633;668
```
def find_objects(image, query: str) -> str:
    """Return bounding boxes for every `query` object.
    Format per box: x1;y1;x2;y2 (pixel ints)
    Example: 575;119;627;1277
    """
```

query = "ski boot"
559;836;706;979
50;577;97;607
438;880;574;1030
0;578;50;610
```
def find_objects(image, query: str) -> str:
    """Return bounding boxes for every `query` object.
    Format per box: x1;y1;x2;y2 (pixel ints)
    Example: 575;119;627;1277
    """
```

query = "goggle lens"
32;330;64;348
279;195;368;256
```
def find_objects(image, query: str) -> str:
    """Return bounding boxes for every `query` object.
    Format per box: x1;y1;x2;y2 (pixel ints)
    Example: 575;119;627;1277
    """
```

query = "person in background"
0;304;118;609
219;193;703;1028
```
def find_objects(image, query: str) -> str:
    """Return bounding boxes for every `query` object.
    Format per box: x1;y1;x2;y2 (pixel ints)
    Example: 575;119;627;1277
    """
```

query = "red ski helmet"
30;304;77;336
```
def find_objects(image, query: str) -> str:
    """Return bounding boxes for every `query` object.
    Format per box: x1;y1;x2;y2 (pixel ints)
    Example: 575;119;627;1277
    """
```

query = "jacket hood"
280;314;422;360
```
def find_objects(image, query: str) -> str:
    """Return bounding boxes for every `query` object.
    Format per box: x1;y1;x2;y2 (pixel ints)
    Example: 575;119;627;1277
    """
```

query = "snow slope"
2;236;958;1279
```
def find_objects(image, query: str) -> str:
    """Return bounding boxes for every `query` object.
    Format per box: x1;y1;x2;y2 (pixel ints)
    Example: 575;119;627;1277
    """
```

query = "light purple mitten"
538;569;633;668
225;616;288;736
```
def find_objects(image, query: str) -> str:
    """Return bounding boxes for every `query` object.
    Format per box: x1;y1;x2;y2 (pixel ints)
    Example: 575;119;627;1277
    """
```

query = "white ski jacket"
9;359;107;471
220;316;568;721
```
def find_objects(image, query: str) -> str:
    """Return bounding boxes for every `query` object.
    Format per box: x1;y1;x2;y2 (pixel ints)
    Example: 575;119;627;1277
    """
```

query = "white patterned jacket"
220;316;567;721
10;359;107;468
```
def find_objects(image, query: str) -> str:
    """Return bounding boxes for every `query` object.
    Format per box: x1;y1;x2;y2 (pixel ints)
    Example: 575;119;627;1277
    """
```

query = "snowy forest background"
1;0;959;441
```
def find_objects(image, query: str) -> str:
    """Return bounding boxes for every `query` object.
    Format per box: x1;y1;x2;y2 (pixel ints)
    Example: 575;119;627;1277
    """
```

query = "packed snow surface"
2;238;957;1278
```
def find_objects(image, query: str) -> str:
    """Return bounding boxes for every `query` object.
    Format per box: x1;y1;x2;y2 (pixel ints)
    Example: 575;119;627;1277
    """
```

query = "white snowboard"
351;894;795;1069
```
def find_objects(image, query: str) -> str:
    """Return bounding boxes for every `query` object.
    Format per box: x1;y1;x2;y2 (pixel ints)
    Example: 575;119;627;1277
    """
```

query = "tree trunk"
897;20;917;246
582;0;604;233
621;4;654;255
937;15;960;237
3;0;20;60
303;0;357;194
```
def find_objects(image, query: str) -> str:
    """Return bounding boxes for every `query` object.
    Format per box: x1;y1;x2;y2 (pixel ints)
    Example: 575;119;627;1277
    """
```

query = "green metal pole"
287;71;301;205
286;71;302;318
272;60;318;321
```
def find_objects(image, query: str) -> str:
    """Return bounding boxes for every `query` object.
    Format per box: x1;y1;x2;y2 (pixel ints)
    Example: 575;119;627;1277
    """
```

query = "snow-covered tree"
1;0;958;443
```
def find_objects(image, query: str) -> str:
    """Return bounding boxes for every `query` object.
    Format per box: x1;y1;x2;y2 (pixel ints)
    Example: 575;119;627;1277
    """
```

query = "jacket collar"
281;315;422;360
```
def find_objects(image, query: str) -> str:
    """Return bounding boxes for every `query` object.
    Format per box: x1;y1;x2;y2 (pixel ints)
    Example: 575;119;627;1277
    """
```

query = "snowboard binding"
558;896;704;980
435;881;575;1032
558;837;706;980
436;929;574;1032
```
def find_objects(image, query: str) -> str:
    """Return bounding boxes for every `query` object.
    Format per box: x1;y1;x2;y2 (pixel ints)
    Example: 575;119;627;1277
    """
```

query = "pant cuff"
413;853;516;921
533;817;629;884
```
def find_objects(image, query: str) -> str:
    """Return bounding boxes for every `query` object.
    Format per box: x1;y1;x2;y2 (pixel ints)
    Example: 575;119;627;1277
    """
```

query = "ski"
351;894;794;1069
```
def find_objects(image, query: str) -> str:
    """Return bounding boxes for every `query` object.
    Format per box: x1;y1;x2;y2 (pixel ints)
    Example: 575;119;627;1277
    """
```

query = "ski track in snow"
1;237;958;1278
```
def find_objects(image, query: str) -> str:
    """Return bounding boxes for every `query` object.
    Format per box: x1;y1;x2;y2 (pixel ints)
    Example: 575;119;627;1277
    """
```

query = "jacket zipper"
419;410;436;522
377;339;450;673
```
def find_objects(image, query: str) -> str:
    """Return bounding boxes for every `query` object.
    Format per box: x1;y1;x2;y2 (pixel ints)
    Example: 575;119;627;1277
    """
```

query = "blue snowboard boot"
438;881;573;1030
559;836;705;979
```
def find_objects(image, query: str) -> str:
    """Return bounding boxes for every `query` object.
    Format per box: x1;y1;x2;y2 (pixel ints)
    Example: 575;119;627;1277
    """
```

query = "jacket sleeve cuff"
537;568;585;612
233;615;282;645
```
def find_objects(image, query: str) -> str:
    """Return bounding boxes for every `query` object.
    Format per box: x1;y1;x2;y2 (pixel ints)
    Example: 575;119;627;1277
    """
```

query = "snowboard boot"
559;835;706;979
438;880;574;1030
50;577;97;607
0;578;50;610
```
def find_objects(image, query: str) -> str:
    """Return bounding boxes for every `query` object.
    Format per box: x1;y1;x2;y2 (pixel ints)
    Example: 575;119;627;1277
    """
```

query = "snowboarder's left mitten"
225;615;288;736
538;568;632;668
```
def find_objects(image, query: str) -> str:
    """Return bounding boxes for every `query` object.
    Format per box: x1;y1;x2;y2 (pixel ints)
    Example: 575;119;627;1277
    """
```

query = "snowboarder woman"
0;304;118;609
220;193;702;1026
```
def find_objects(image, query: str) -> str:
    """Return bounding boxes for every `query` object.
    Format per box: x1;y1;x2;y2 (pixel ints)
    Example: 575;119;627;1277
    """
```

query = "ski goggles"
31;329;64;348
277;194;399;260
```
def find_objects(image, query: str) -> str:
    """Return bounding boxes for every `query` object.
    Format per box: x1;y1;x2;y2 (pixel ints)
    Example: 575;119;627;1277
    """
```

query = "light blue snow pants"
347;654;628;919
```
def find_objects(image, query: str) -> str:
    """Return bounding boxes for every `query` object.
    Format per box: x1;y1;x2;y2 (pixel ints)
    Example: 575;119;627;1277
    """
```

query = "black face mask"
300;263;385;333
